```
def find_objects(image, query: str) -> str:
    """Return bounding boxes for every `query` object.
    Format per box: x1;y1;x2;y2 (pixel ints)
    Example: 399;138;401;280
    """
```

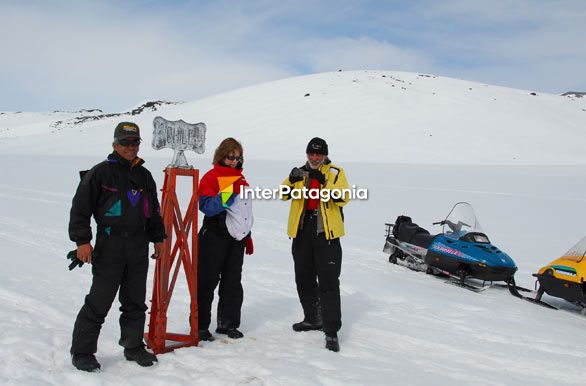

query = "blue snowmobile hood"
429;235;517;269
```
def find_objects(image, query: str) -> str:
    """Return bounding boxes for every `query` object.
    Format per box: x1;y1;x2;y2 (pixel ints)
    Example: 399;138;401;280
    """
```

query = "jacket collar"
213;162;243;177
107;151;145;169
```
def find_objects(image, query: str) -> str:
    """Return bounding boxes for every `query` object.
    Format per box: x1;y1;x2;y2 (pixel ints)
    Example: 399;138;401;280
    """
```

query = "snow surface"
1;71;585;164
1;71;586;385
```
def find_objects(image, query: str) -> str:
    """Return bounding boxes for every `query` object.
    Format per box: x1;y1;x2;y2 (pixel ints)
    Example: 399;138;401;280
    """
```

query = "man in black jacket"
68;122;166;372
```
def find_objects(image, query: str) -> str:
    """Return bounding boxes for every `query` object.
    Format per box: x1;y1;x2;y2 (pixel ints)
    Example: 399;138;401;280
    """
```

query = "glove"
66;250;84;270
308;169;326;184
245;237;254;255
288;167;304;183
67;249;98;270
151;242;163;259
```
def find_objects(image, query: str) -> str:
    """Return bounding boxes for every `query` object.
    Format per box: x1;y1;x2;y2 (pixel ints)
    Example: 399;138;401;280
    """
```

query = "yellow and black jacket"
281;160;350;240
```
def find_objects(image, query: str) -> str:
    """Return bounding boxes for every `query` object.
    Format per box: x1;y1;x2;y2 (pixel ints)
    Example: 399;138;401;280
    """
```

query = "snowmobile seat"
409;232;435;249
397;222;433;248
392;215;412;238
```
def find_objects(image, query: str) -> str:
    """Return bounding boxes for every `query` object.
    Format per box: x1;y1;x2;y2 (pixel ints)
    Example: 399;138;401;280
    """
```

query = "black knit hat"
114;122;141;141
306;137;328;155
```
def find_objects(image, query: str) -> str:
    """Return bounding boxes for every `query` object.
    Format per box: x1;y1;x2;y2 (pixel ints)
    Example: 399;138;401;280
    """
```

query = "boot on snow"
292;319;323;332
215;327;244;339
124;346;158;367
72;353;101;372
294;300;323;331
198;329;215;342
325;332;340;352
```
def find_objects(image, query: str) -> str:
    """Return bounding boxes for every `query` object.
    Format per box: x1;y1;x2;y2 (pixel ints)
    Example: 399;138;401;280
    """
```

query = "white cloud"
0;1;293;111
297;37;433;73
391;1;586;92
1;0;585;111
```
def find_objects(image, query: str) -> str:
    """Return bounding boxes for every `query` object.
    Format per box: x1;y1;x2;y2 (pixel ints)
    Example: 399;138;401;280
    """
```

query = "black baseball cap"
114;122;141;141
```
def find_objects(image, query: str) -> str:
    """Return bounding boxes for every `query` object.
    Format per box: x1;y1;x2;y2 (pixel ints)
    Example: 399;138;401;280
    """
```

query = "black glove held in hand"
308;169;326;184
288;167;304;183
66;250;84;270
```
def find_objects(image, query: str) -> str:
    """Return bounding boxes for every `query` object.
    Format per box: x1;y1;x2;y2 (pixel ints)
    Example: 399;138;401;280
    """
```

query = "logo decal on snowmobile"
405;244;426;253
431;243;466;258
551;265;577;277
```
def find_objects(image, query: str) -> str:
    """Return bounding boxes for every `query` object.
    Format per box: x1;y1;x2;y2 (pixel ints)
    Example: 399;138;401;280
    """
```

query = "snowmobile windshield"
560;236;586;262
442;202;483;240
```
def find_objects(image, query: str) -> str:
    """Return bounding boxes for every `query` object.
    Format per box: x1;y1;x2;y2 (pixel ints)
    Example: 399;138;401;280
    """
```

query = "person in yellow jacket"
281;137;350;352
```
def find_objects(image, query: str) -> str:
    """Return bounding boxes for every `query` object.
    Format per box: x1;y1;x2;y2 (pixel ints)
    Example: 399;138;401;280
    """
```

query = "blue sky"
1;0;585;111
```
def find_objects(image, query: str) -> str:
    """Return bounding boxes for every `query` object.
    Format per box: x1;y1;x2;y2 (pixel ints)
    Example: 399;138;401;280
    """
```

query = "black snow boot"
292;319;323;332
124;346;158;367
293;300;323;332
325;332;340;352
198;329;215;342
72;353;101;372
215;327;244;339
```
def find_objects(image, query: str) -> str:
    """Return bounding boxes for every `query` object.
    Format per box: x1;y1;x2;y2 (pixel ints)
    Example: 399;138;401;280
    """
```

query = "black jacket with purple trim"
68;151;166;246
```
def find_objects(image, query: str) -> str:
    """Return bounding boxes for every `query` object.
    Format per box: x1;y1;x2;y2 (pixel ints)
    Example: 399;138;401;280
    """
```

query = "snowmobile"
510;236;586;310
383;202;519;291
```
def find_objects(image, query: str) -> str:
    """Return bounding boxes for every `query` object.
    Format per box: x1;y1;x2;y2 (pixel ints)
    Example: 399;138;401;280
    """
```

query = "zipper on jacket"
294;176;307;238
321;200;332;240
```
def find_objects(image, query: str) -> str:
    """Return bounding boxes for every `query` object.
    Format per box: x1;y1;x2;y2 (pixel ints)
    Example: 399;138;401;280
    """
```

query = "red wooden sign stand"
145;167;199;354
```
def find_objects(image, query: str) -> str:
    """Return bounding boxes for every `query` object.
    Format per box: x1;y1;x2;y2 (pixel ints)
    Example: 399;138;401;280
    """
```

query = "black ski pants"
71;233;149;355
198;228;245;331
292;214;343;334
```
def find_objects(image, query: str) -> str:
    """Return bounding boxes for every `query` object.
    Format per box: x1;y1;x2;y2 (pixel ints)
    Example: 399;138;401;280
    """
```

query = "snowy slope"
1;71;585;164
1;71;586;385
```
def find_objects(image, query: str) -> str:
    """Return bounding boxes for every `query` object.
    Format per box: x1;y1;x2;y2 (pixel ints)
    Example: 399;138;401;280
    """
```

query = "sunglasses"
225;155;243;162
117;138;141;147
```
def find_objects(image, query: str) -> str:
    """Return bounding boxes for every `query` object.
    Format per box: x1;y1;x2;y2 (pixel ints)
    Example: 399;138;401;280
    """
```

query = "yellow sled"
533;236;586;307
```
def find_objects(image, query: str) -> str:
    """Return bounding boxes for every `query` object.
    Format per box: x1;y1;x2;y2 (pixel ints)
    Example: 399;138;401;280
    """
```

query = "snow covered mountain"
1;70;585;164
1;71;586;385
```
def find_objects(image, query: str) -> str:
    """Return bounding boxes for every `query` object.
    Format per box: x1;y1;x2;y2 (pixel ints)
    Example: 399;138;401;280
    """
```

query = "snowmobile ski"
506;279;558;309
445;277;491;292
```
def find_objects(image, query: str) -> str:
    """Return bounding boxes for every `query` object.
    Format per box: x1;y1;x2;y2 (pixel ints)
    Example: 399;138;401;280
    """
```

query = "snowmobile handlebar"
432;220;471;232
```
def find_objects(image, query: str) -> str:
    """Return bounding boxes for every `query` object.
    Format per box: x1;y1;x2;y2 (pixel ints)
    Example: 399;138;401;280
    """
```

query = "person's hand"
288;167;304;183
245;237;254;255
152;242;164;259
77;243;94;263
308;169;326;184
